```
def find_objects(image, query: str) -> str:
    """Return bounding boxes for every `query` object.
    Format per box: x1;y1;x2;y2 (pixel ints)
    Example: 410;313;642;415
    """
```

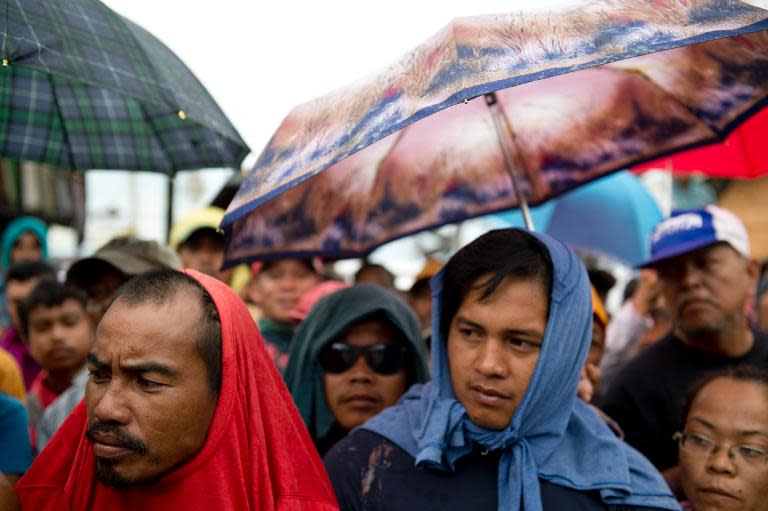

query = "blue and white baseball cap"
638;206;750;268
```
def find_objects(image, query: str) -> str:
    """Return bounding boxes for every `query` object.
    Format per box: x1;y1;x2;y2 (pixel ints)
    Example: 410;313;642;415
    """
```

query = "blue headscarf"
363;230;678;511
1;216;48;270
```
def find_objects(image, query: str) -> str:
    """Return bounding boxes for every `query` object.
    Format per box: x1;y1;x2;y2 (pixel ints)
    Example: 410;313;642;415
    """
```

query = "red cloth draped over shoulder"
15;269;339;511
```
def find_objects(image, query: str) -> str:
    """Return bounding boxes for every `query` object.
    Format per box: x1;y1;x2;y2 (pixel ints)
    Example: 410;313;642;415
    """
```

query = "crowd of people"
0;203;767;510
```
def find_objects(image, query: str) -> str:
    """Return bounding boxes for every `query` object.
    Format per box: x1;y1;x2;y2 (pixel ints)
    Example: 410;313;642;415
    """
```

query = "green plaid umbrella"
0;0;249;174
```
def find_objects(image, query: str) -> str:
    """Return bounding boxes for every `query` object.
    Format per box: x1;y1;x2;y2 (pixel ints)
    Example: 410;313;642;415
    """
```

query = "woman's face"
679;377;768;511
11;232;42;264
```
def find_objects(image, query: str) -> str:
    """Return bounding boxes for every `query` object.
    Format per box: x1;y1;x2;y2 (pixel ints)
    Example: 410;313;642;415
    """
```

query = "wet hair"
5;260;56;284
260;257;317;274
409;278;431;300
179;228;225;252
355;263;395;288
109;269;222;397
680;365;768;430
439;229;553;342
18;280;88;338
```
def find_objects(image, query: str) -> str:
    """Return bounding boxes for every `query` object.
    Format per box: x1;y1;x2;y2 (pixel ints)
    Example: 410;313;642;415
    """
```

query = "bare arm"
0;473;19;511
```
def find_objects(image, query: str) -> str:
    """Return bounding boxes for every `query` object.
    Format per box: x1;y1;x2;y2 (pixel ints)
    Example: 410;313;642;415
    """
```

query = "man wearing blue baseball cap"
598;205;763;494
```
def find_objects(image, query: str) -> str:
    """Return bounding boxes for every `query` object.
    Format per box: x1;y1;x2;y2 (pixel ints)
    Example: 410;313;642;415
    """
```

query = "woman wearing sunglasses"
283;284;430;456
677;365;768;511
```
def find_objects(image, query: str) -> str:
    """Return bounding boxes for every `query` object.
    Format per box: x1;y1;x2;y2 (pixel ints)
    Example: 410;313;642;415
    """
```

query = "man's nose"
347;355;375;384
91;382;131;425
474;339;508;378
679;260;704;289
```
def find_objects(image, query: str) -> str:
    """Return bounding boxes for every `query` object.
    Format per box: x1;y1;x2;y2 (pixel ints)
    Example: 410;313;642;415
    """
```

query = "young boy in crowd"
1;261;57;388
19;281;94;443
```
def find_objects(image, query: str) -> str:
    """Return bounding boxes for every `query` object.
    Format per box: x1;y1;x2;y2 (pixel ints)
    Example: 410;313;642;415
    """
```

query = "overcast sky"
102;0;584;159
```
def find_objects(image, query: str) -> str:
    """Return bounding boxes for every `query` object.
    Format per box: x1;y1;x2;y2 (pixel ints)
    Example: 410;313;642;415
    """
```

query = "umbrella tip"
178;109;186;120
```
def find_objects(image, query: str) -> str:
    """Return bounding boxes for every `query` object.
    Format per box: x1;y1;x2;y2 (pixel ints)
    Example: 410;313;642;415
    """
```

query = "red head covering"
16;270;338;511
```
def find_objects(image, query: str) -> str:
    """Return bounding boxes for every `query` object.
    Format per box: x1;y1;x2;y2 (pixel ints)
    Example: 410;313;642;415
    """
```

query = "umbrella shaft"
484;93;535;231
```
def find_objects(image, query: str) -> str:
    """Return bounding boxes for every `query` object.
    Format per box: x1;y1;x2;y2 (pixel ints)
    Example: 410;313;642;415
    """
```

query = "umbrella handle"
484;92;535;232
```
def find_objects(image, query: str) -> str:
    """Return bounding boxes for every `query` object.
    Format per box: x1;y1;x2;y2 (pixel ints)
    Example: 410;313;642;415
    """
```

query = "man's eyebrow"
120;361;177;378
455;317;485;331
455;317;543;341
87;353;108;370
504;328;545;340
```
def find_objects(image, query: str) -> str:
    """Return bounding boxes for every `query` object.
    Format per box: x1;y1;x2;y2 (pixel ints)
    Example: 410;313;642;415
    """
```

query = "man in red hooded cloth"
12;268;338;511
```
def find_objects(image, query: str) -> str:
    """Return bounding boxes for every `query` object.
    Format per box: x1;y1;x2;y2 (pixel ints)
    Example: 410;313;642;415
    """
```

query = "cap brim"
636;239;721;268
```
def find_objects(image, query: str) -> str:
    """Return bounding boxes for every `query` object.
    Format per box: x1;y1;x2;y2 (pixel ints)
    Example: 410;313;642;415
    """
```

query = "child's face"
28;299;94;372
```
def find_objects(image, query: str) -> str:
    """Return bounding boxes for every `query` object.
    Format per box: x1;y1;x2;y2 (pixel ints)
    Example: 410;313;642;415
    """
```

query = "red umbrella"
634;107;768;179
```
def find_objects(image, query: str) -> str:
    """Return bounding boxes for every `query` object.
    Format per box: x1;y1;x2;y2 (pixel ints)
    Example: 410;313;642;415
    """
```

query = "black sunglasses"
318;342;407;375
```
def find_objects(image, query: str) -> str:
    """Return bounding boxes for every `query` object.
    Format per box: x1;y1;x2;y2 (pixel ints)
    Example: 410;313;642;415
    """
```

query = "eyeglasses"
674;432;768;467
318;342;407;375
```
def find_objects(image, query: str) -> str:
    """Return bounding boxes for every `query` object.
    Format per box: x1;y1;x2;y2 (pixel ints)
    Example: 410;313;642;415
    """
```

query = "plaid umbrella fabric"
0;0;249;174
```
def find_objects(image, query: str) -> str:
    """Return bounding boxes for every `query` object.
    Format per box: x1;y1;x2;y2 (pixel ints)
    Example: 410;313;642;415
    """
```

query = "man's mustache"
86;420;149;455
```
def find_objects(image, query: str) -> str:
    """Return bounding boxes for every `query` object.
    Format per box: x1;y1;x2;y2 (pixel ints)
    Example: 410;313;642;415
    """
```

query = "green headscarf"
1;216;48;269
284;284;430;444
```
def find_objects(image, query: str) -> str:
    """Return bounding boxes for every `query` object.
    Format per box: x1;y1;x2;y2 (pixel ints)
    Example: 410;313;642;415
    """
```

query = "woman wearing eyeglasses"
677;365;768;511
283;284;430;456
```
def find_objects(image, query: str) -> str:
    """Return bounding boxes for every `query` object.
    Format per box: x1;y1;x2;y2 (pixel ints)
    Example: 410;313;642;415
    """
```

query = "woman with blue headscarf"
1;216;48;328
1;216;48;272
324;229;679;511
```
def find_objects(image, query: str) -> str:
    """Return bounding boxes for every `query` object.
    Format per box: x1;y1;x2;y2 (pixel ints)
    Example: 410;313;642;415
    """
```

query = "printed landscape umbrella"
0;0;249;174
493;171;664;267
633;106;768;179
221;0;768;265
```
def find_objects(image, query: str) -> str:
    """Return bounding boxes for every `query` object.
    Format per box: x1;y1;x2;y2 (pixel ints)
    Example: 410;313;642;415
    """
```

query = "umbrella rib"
45;72;78;170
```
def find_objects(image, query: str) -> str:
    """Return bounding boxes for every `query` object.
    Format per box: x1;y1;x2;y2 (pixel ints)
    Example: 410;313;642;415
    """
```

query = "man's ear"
745;257;760;300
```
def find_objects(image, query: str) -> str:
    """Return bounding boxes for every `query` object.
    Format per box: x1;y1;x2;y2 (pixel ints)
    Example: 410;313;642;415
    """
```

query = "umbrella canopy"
633;106;768;179
493;172;663;267
0;0;249;174
222;1;768;265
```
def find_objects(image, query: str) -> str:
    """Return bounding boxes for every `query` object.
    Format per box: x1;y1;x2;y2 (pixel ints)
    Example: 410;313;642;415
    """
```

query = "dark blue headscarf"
363;230;678;511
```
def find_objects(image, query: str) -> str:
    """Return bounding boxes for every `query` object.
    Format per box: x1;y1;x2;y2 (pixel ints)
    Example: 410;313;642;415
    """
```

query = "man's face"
85;292;217;489
27;299;93;372
83;268;129;325
447;275;547;430
11;232;42;264
177;230;229;283
679;378;768;511
655;244;758;341
5;278;39;329
323;318;408;431
255;259;319;323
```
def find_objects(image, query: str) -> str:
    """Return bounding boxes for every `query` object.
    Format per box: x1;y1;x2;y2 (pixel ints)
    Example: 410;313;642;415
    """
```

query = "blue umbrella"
494;172;663;266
